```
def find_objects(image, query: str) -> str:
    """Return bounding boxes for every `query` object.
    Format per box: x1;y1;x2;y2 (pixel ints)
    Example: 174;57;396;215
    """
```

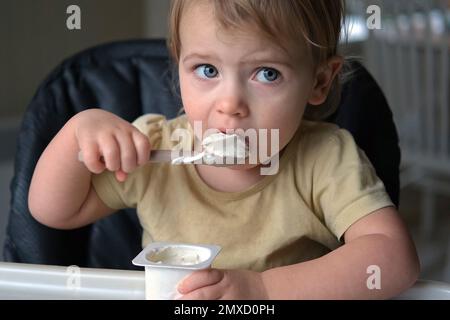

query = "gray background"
0;0;170;258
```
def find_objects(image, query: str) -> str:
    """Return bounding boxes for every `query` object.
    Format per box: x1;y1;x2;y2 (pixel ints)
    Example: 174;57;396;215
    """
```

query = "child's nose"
215;84;249;117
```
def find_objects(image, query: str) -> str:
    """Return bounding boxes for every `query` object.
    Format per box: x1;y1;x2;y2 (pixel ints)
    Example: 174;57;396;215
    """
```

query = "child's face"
178;2;319;160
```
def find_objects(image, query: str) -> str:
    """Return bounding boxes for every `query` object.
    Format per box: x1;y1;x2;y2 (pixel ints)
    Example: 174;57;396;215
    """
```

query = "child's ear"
308;56;343;106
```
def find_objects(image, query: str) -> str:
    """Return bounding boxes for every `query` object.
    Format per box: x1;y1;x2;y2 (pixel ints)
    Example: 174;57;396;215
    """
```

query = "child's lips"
218;127;232;134
214;128;250;147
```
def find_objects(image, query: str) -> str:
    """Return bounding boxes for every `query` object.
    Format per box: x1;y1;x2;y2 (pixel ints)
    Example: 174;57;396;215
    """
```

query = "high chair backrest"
3;39;400;269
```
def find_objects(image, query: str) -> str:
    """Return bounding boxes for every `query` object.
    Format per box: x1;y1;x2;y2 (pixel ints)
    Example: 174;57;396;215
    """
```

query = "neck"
195;164;265;193
193;142;288;192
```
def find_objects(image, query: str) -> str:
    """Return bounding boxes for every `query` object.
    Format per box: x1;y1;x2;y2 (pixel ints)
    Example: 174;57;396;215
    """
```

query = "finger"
177;269;224;294
78;143;105;174
132;130;151;166
99;135;121;172
115;169;128;182
115;132;137;173
177;285;222;300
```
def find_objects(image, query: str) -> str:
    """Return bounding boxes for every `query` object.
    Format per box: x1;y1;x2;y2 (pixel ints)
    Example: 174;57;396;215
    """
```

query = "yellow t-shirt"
92;114;394;272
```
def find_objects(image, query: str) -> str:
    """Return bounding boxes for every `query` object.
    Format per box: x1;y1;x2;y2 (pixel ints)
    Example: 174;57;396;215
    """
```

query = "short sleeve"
312;129;394;240
91;114;165;210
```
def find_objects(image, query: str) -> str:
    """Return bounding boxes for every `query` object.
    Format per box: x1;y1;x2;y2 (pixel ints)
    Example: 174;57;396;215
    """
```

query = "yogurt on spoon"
171;132;249;165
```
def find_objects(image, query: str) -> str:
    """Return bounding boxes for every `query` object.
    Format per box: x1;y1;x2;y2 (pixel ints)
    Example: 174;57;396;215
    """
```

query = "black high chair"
3;39;400;269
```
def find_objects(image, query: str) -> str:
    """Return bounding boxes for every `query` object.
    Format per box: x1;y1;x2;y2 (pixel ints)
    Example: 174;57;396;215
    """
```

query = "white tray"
0;262;449;300
0;262;145;300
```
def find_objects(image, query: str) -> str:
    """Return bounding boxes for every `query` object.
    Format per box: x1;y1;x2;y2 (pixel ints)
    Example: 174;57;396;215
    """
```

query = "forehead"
178;1;309;63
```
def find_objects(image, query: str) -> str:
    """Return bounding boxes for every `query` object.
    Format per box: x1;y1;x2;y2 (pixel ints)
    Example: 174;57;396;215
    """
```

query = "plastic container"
132;242;221;300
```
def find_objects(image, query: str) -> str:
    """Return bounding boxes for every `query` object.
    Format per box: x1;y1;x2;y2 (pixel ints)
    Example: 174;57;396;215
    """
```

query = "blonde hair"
168;0;347;120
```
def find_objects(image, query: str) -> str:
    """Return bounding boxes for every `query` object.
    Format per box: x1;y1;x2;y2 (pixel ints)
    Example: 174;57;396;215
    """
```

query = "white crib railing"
362;0;450;237
355;0;450;279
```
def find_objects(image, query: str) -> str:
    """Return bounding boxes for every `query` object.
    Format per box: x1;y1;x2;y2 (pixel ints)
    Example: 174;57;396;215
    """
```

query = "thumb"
115;169;128;182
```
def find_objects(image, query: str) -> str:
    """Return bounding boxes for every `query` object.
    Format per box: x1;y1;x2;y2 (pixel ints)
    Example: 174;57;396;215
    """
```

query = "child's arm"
261;206;420;299
177;206;420;299
28;109;151;230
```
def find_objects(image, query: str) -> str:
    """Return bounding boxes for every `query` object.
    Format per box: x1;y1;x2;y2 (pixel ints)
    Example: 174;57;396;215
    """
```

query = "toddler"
29;0;419;299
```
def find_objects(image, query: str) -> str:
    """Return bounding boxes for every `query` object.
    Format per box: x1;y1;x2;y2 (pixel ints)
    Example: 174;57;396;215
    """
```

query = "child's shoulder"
298;120;351;145
131;113;190;148
293;120;358;161
132;113;189;131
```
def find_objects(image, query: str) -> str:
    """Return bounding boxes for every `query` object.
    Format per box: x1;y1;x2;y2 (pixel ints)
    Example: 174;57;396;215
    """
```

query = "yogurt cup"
132;242;221;300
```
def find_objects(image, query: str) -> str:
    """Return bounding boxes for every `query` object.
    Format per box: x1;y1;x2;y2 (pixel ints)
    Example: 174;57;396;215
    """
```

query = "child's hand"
176;269;269;300
74;109;151;182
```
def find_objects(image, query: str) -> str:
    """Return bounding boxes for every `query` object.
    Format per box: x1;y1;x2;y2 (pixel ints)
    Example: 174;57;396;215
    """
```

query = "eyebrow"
242;58;294;69
182;53;218;63
182;52;294;69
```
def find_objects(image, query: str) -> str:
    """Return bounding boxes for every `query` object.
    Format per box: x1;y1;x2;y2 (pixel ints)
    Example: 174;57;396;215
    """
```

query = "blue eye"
255;68;280;83
194;64;218;79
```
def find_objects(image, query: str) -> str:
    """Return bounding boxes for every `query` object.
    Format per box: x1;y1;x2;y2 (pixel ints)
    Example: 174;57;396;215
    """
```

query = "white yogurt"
172;132;249;165
171;152;204;165
147;246;203;266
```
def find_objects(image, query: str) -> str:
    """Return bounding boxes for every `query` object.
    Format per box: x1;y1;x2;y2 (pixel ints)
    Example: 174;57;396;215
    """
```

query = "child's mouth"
214;128;250;149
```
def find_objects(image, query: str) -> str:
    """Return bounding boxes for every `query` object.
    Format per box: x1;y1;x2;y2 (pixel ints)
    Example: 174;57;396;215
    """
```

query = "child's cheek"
183;99;202;121
182;89;210;121
180;86;197;115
